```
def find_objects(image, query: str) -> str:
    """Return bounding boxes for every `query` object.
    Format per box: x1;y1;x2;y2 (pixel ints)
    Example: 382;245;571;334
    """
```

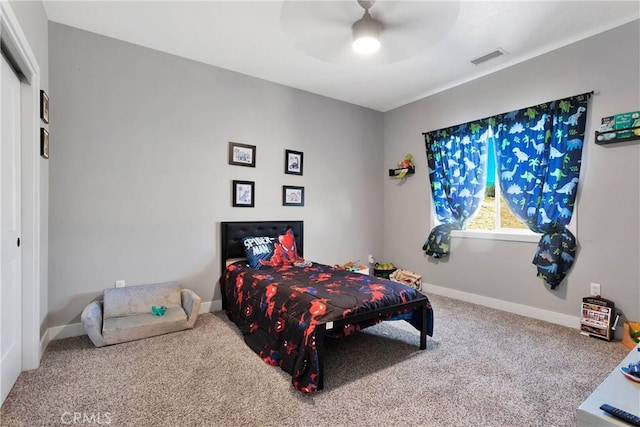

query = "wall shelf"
595;125;640;145
388;166;415;178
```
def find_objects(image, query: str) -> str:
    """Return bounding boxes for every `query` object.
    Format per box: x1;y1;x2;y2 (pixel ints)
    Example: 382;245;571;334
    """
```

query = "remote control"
600;403;640;426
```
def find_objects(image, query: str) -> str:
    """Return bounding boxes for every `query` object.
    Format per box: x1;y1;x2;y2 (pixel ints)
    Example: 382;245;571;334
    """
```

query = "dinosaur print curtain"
423;119;490;258
423;92;591;288
495;92;591;288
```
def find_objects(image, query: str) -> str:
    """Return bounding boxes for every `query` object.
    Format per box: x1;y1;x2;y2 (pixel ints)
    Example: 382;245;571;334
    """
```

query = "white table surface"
578;343;640;426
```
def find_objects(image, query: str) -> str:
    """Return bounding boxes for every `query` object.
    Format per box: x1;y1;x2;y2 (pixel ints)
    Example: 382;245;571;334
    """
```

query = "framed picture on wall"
229;142;256;167
232;180;255;207
283;185;304;207
40;128;49;159
40;90;49;124
285;149;303;175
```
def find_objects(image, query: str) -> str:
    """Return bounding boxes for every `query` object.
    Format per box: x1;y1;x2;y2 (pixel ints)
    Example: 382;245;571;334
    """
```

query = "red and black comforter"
220;262;433;393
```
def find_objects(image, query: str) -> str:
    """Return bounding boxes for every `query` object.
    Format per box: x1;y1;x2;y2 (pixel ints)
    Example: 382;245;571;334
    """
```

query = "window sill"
450;229;541;243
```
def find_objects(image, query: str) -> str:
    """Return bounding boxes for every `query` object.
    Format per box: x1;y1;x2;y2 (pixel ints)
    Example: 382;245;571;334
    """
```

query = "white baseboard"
422;282;580;329
42;300;224;346
46;323;86;341
201;300;223;313
41;290;579;347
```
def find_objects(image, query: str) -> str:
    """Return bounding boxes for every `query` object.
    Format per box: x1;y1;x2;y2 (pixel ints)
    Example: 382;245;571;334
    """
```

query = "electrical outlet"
590;283;601;296
115;280;125;288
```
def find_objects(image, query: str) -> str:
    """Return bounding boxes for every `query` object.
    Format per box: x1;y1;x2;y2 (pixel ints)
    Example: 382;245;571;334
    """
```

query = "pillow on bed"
275;227;303;265
242;236;278;269
241;228;302;269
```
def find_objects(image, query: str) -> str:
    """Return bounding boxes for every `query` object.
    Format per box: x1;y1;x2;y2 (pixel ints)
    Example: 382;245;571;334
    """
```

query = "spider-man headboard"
220;220;304;273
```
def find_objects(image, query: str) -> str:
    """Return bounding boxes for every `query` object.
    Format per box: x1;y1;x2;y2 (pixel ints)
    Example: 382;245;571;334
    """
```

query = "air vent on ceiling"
470;48;507;65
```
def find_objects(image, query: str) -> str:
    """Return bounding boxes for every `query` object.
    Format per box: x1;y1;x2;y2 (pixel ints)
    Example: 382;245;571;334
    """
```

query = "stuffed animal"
398;154;414;169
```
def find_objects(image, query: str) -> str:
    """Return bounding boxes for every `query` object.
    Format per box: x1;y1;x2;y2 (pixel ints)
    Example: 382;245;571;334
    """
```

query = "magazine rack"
595;125;640;145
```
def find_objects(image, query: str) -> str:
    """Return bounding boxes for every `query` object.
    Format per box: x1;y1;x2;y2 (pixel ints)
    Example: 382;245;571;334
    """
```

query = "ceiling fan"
351;0;383;55
280;1;460;65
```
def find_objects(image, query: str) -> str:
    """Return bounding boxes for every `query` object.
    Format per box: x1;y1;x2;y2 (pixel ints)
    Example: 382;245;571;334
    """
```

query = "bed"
219;220;433;393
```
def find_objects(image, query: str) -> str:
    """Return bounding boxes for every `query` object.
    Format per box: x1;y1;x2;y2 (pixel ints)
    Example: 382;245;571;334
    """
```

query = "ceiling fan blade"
280;0;461;66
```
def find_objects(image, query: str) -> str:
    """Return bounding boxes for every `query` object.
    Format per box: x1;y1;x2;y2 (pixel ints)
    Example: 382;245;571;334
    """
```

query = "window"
428;129;539;242
465;135;530;232
433;130;577;243
424;92;590;287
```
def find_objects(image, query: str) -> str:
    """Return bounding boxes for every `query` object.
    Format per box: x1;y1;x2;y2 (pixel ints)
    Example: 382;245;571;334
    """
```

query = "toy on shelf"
389;154;415;178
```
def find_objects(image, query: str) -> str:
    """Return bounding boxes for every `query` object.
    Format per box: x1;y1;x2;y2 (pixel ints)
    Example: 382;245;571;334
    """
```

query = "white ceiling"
42;1;640;112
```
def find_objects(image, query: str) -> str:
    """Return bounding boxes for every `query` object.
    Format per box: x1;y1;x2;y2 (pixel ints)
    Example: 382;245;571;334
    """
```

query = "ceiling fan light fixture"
352;11;382;55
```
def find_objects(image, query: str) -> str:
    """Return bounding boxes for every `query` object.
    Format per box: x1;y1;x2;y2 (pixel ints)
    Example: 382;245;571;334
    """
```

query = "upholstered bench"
81;282;201;347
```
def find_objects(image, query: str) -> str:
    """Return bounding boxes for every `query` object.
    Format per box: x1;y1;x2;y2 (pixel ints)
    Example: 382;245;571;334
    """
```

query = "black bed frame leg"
316;324;326;390
420;304;427;350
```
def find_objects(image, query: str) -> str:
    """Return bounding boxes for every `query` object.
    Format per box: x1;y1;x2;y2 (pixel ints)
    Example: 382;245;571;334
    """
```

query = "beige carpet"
1;294;629;427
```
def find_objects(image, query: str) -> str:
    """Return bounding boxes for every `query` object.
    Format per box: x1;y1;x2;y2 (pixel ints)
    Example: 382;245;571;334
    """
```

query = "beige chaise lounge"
81;282;201;347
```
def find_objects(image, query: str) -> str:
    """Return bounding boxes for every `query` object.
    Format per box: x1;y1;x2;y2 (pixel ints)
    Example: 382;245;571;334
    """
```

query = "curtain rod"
421;90;594;136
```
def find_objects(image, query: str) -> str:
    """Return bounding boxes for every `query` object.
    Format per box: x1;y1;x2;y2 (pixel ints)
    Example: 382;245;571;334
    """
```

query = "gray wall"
9;0;49;337
48;23;385;327
46;18;640;330
383;21;640;322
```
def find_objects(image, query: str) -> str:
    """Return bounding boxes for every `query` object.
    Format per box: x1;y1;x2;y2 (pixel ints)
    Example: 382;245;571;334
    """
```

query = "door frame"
1;2;43;371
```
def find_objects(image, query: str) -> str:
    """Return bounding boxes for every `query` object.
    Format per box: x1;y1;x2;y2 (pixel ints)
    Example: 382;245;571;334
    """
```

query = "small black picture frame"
285;149;303;175
40;90;49;124
232;180;255;207
40;128;49;159
283;185;304;207
229;142;256;167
